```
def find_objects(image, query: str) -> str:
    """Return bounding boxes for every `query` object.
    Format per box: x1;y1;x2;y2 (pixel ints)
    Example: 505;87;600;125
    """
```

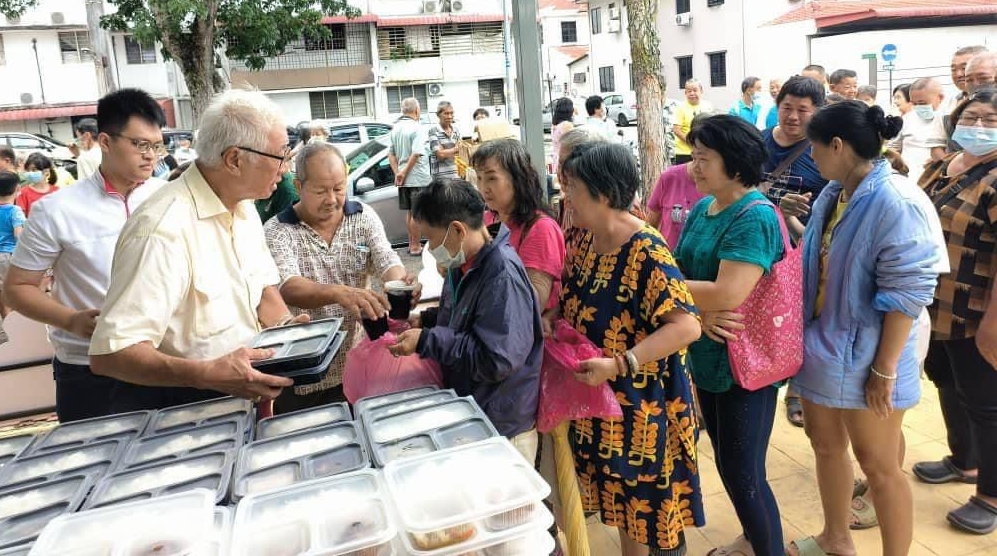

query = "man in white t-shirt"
889;78;947;177
72;118;102;180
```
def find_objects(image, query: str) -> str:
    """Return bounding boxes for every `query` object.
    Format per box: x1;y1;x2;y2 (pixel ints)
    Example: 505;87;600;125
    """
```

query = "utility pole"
85;0;117;95
510;0;547;185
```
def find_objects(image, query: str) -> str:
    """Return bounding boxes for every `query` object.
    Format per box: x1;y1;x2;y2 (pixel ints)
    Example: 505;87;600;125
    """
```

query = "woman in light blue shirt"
787;101;944;556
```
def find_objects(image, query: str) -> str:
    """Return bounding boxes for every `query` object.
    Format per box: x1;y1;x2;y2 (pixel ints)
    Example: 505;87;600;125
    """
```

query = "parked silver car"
345;135;408;245
603;92;638;127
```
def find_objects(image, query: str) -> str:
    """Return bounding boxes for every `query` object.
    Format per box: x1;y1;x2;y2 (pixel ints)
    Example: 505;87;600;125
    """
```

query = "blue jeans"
697;384;783;556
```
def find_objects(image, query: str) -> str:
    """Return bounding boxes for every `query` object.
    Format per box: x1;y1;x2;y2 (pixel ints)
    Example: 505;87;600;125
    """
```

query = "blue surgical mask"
952;125;997;156
751;92;763;103
24;170;43;184
429;224;466;269
913;105;935;121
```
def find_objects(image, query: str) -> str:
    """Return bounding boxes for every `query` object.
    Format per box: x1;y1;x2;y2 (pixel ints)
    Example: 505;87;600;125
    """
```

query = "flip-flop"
786;537;849;556
849;492;879;530
707;535;752;556
785;396;804;427
852;478;868;500
947;496;997;535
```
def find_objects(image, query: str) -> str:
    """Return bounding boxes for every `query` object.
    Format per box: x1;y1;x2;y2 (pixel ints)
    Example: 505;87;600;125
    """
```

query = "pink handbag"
726;201;804;391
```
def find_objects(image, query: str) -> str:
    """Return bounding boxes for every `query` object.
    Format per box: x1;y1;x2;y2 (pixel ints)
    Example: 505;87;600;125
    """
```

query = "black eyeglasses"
236;145;293;164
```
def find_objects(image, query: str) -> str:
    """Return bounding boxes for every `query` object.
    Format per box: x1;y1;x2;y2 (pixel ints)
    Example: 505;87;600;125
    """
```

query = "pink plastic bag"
343;320;444;404
537;320;624;433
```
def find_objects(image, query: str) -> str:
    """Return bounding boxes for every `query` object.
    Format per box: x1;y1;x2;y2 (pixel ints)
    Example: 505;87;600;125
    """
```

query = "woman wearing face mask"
914;87;997;536
16;153;59;217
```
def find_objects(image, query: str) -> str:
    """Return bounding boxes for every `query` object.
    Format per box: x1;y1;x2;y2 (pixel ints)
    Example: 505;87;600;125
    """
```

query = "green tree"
624;0;667;201
1;0;359;126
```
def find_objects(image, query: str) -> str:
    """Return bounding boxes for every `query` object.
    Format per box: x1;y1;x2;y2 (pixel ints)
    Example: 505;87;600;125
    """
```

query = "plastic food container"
211;507;232;556
84;450;234;510
0;474;96;549
259;331;347;386
361;391;458;425
364;398;498;467
0;545;30;556
230;469;396;556
25;412;151;456
0;434;35;469
232;422;368;501
0;439;127;491
28;488;216;556
255;402;352;440
147;397;254;438
116;419;245;471
250;318;343;373
353;386;441;417
383;437;552;552
403;524;555;556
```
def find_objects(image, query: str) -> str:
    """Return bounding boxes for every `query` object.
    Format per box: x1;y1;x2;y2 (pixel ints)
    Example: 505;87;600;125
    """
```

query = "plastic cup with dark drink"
385;280;416;320
362;314;389;341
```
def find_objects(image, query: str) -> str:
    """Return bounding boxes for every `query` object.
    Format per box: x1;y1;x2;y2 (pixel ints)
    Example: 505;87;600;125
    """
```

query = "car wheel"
618;114;628;127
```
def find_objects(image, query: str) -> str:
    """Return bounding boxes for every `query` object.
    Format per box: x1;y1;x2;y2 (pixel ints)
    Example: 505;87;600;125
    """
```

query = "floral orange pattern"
564;225;705;551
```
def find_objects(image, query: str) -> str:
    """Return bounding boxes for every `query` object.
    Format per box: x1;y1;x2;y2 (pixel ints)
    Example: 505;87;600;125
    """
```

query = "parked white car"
603;91;638;127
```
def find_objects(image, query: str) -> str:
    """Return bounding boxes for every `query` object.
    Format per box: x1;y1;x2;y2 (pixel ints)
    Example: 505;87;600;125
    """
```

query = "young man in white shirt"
3;89;167;422
72;118;103;180
889;78;947;177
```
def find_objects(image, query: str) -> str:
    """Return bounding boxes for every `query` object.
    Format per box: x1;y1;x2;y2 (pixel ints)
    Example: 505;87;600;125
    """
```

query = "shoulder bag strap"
711;199;772;257
770;140;811;179
932;159;997;212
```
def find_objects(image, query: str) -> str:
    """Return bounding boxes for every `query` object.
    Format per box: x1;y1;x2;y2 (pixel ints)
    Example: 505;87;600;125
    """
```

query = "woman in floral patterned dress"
554;141;704;556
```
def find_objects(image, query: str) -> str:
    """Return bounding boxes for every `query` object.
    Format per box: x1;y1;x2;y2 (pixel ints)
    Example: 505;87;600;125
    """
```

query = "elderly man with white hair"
389;97;431;256
89;89;301;412
966;51;997;94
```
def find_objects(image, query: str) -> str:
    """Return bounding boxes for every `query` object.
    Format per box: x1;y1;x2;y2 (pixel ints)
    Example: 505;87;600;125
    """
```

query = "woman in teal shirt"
674;114;786;556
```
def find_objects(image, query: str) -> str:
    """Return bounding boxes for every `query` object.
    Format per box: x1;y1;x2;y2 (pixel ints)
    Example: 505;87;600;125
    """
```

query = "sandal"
947;496;997;535
852;478;868;500
707;535;753;556
786;537;850;556
849;492;879;530
785;396;804;427
912;456;978;485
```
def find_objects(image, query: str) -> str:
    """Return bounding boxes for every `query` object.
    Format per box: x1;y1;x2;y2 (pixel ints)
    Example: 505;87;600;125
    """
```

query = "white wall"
568;57;592;98
111;34;172;97
267;91;314;127
587;0;631;95
3;0;85;26
370;0;503;17
541;13;590;47
0;30;100;106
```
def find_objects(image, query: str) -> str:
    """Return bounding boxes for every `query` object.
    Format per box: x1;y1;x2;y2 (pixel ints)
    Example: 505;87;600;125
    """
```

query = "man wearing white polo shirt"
2;89;167;422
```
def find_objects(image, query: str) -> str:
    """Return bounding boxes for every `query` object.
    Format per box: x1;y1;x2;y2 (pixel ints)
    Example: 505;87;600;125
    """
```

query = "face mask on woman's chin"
430;225;467;269
952;125;997;156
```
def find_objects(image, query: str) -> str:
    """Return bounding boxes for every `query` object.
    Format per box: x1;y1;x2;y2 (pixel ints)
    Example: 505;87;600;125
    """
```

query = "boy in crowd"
829;69;859;100
0;171;25;345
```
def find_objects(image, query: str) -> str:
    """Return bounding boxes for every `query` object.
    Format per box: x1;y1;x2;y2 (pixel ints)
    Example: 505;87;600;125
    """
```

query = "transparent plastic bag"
537;320;624;433
343;320;444;404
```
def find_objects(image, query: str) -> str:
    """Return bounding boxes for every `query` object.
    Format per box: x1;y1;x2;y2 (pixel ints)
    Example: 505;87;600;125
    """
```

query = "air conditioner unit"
675;12;692;26
20;93;34;105
50;12;65;24
422;0;437;13
451;0;464;12
608;7;620;19
428;83;444;96
608;20;621;33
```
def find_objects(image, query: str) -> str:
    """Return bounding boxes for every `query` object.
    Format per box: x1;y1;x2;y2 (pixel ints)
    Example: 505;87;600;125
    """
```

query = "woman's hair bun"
865;104;903;140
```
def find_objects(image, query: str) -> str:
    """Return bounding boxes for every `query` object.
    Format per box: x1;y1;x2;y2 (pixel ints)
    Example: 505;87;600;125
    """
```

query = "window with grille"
573;72;586;84
707;0;725;7
676;56;693;88
386;85;429;114
59;31;92;64
589;8;601;34
708;51;727;87
478;79;505;105
599;66;615;93
378;26;441;59
124;35;156;65
305;24;347;51
677;0;691;14
560;21;577;43
0;35;5;66
308;89;371;119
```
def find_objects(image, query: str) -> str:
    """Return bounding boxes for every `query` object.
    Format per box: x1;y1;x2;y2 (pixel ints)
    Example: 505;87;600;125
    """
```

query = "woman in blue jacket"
787;102;944;556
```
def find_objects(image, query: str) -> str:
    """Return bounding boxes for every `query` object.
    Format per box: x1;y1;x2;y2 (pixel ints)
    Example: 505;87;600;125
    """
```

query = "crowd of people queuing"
0;40;995;556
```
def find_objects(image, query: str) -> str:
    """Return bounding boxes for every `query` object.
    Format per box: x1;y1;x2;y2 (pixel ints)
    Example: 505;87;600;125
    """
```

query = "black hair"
585;95;603;116
893;84;911;102
561;142;639;210
825;93;846;104
552;97;574;126
24;152;58;186
74;118;98;136
857;85;877;100
807;101;903;160
686;114;768;187
470;138;551;226
0;146;13;164
829;69;857;85
776;75;825;108
802;64;826;77
741;76;761;94
297;123;312;145
169;161;193;181
950;87;997;133
0;170;18;196
412;177;487;229
472;108;490;120
97;88;166;135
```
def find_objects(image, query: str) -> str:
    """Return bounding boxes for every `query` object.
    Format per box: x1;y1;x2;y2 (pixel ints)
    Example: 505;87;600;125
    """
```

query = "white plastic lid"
240;422;359;473
34;412;149;452
150;397;251;433
0;476;86;519
0;440;122;489
121;420;242;469
92;452;229;505
383;437;551;535
230;469;396;556
364;391;458;424
28;489;216;556
256;403;351;440
211;507;232;556
368;399;477;444
354;387;440;416
403;523;556;556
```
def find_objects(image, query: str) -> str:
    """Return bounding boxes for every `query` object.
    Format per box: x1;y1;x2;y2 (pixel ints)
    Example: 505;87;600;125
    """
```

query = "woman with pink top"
646;162;704;248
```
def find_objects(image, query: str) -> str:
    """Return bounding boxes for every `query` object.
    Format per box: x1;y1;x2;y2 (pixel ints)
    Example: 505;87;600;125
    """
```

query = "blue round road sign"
881;44;898;62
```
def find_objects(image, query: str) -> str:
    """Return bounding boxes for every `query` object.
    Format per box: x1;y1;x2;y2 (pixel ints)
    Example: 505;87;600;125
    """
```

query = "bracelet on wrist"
275;313;295;327
869;365;898;380
625;350;640;375
614;355;628;377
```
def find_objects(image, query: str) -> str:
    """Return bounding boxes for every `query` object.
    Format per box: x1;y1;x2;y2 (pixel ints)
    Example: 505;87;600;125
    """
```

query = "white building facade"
538;0;589;105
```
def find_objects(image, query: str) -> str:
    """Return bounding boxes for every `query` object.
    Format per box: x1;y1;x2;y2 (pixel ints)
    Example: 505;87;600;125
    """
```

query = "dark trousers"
52;358;120;423
274;384;347;415
698;384;784;556
934;337;997;497
108;382;223;414
924;339;979;471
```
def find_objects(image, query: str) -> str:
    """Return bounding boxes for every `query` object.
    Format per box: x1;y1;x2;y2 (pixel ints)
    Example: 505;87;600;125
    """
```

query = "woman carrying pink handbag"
674;114;801;556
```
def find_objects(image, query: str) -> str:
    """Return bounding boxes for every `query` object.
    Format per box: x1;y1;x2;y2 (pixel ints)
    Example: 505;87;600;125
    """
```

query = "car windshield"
39;135;66;146
346;138;387;172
